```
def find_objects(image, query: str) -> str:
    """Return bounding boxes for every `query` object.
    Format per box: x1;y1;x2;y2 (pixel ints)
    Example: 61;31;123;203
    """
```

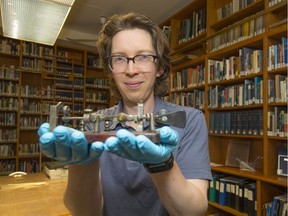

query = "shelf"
211;166;287;187
210;0;265;30
208;201;248;216
166;0;288;215
0;36;111;175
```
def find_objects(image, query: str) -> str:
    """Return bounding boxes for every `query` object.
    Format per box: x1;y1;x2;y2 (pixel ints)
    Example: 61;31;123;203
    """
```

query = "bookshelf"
0;37;110;175
160;0;287;215
85;51;110;111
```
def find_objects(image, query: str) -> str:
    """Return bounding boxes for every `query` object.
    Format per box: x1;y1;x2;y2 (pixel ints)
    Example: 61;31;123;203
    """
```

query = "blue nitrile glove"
38;123;105;164
103;126;179;164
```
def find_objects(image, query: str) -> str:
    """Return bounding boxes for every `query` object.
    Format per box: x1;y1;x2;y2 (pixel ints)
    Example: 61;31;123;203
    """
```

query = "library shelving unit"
85;51;110;111
160;0;287;215
0;37;110;175
0;37;21;175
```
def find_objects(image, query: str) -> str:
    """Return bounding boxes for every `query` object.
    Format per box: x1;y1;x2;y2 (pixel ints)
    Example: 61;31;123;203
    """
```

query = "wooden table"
0;173;70;216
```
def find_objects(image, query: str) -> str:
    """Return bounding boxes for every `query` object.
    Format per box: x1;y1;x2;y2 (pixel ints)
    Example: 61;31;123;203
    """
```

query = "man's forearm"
150;162;208;216
64;161;103;216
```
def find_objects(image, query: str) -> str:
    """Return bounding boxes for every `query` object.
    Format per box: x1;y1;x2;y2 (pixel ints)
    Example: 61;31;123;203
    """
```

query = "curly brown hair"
96;12;171;102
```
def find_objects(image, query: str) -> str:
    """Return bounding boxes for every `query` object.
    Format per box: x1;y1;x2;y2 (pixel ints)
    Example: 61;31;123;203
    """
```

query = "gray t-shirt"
86;97;212;216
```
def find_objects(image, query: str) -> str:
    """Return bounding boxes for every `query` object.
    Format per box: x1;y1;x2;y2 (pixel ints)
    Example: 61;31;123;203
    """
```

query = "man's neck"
123;97;155;115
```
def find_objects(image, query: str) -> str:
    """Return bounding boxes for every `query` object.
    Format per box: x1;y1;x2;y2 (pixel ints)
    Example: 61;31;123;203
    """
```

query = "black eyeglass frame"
106;54;158;72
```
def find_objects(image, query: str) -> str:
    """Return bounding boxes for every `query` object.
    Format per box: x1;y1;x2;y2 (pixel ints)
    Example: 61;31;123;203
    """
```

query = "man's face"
110;29;163;105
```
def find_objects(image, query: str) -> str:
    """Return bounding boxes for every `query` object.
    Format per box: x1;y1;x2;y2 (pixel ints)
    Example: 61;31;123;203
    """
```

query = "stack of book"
208;173;257;216
44;161;68;179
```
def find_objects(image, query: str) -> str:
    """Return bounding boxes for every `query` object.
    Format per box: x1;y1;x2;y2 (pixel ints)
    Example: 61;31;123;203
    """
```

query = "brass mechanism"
49;102;186;144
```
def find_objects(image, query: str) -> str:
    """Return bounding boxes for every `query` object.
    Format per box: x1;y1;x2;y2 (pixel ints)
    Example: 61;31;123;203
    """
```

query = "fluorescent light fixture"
0;0;75;45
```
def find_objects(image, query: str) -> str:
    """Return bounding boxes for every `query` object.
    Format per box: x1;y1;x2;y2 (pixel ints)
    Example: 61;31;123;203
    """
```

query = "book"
221;175;248;209
44;161;68;179
275;75;286;103
209;173;227;203
243;181;257;216
236;179;255;212
271;194;288;216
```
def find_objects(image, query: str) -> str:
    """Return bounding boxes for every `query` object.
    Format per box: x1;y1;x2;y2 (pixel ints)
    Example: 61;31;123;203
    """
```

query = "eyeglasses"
106;54;158;74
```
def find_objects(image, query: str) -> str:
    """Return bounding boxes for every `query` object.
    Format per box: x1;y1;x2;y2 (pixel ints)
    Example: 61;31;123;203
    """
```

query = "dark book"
224;111;231;134
45;161;67;170
220;175;248;209
243;181;257;216
271;194;287;216
209;173;227;203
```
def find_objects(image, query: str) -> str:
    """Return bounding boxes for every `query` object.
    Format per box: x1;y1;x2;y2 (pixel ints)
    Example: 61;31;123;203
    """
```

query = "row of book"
0;129;17;142
268;107;287;137
9;58;84;76
209;110;263;136
20;99;41;113
22;58;42;70
74;104;84;114
86;77;110;89
268;0;287;7
74;92;84;101
0;160;16;174
0;98;18;111
0;144;15;157
0;65;19;79
19;143;40;156
74;78;84;89
86;91;110;103
268;75;288;103
178;7;207;44
56;61;73;69
54;69;73;76
262;193;287;216
74;66;85;76
0;113;17;126
208;173;257;215
208;77;263;108
267;37;288;71
40;86;52;98
210;15;264;51
0;80;42;97
208;48;263;83
87;55;103;68
54;91;73;101
171;64;205;91
0;80;19;95
1;78;110;102
21;85;41;97
171;91;205;110
41;102;53;115
22;41;54;57
55;79;73;88
19;116;41;128
56;50;71;59
18;160;40;173
0;38;20;55
217;0;257;21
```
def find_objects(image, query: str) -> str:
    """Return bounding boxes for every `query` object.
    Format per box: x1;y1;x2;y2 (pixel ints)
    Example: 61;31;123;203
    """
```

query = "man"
38;12;211;216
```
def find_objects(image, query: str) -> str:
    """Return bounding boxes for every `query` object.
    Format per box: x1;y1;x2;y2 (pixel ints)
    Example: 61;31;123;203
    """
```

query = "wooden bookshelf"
160;0;287;215
0;37;111;174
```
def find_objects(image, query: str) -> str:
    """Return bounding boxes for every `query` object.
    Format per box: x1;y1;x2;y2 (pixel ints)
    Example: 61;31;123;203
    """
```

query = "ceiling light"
100;16;107;25
0;0;75;45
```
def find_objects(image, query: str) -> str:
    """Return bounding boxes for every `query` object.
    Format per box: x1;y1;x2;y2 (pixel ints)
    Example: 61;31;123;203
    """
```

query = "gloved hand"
102;126;179;164
38;123;105;164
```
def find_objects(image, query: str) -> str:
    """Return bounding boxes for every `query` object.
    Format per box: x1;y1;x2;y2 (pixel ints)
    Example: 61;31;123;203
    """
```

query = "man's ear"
156;68;164;77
